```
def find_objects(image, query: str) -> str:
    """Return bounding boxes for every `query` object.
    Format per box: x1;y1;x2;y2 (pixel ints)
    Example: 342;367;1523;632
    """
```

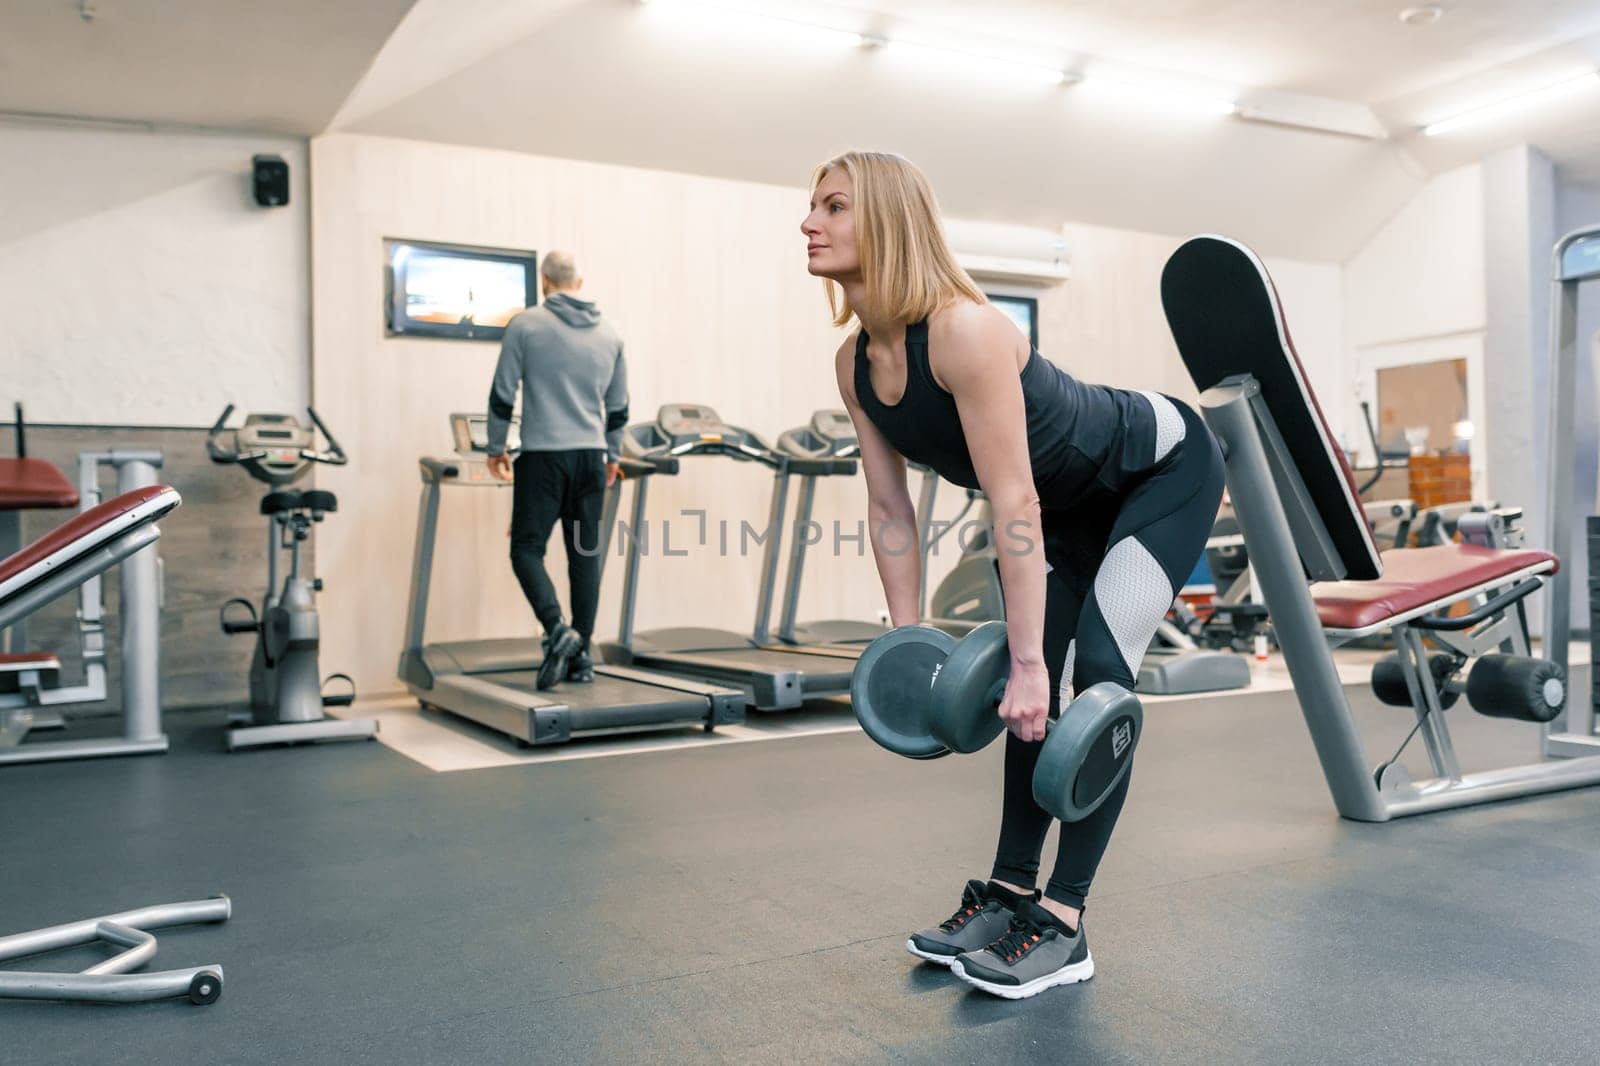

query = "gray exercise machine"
0;436;171;765
1541;222;1600;742
601;404;859;710
1163;233;1600;822
207;405;378;750
763;409;888;653
0;482;230;1004
399;414;745;746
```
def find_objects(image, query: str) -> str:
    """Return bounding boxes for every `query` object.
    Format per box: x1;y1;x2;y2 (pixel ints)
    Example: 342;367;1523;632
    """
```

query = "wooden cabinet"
1407;455;1472;509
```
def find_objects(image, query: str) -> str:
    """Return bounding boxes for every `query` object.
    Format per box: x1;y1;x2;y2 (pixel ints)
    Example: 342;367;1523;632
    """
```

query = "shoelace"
938;885;988;933
988;913;1049;963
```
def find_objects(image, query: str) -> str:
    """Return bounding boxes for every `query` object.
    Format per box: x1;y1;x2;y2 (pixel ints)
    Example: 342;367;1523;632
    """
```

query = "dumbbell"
850;621;1142;822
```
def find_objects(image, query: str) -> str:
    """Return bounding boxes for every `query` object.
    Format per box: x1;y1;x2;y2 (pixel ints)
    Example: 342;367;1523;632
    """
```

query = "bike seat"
301;490;337;514
261;490;303;515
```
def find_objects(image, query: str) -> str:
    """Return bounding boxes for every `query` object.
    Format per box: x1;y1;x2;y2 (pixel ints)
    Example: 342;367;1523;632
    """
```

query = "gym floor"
7;660;1600;1065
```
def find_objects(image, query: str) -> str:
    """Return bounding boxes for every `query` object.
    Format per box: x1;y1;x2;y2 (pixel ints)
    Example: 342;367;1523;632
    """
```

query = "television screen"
988;294;1038;348
385;239;538;341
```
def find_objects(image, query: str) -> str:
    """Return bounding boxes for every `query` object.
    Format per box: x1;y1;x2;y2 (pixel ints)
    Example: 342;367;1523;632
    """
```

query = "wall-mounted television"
385;239;538;341
988;293;1039;348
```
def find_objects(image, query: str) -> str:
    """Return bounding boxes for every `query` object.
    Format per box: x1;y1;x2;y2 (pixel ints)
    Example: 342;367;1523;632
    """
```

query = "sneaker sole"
950;952;1095;999
905;939;961;968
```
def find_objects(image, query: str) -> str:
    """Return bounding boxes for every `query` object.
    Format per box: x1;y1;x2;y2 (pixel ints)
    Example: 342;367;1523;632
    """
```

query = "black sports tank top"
853;320;1156;507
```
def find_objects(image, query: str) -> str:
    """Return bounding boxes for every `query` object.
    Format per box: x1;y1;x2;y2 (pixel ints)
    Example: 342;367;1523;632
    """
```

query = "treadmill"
598;404;858;711
761;409;889;654
398;414;745;746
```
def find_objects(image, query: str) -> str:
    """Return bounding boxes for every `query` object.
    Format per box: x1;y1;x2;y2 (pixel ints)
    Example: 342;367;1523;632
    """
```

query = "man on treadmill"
486;251;628;690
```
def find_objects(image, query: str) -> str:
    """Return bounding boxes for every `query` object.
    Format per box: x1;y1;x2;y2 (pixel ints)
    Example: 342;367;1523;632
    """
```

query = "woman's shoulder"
927;300;1018;350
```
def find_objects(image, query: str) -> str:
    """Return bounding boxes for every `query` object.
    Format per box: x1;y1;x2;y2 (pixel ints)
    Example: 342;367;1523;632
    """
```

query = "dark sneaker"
565;647;594;683
907;880;1037;968
952;899;1093;999
537;624;583;691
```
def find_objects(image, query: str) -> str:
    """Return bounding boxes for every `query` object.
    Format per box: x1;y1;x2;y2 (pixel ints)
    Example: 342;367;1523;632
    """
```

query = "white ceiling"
0;0;415;133
6;0;1600;261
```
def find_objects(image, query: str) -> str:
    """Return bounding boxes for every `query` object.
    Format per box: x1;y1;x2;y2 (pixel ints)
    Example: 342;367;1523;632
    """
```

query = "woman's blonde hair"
811;151;986;329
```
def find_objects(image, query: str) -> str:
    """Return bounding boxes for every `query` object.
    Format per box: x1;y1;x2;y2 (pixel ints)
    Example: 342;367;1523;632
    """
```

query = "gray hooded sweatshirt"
486;292;629;459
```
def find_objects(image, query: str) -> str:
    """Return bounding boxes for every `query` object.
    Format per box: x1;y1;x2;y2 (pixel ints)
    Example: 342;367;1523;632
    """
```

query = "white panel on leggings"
1093;537;1175;678
1136;391;1186;464
1058;638;1078;705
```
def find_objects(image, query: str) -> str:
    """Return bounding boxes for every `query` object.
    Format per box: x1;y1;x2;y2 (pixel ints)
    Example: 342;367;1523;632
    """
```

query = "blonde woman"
803;152;1224;999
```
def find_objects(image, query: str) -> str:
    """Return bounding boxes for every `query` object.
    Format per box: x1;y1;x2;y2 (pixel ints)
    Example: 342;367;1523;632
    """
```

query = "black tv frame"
987;292;1039;348
384;238;538;342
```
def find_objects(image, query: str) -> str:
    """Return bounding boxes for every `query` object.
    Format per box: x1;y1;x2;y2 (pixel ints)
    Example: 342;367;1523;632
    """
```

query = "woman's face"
801;167;859;280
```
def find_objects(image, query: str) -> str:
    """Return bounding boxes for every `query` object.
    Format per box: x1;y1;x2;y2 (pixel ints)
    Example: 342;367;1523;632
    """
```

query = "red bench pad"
0;485;178;588
0;652;61;671
1312;544;1558;632
0;459;79;511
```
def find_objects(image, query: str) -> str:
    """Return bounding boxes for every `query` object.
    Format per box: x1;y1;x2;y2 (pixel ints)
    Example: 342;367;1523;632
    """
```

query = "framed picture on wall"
384;239;538;341
987;293;1038;348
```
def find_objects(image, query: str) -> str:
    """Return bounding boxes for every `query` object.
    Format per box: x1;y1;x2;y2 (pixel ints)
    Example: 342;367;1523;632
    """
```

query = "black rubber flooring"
4;669;1599;1065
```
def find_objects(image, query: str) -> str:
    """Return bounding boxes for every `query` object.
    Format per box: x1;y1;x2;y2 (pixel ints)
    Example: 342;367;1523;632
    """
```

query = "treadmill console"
635;404;772;463
421;413;521;487
657;404;733;440
810;409;856;444
777;409;859;461
449;412;521;456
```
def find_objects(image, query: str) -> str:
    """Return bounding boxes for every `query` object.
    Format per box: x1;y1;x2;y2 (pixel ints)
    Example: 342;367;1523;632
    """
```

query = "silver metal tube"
0;526;159;632
775;477;818;643
750;470;790;645
1201;381;1387;822
1541;223;1600;728
0;734;167;765
1396;627;1460;781
109;456;163;743
402;475;442;653
1541;278;1578;684
616;477;651;648
915;467;939;619
0;897;230;962
82;922;157;975
0;966;223;1003
1383;755;1600;819
265;517;282;611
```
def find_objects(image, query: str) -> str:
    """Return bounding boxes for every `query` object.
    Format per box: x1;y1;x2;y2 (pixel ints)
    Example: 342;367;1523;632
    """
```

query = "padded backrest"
0;485;180;601
1161;235;1381;581
0;458;79;511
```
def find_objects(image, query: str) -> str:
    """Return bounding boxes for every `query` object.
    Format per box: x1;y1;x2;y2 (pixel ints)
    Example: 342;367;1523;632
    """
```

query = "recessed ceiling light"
1398;5;1444;26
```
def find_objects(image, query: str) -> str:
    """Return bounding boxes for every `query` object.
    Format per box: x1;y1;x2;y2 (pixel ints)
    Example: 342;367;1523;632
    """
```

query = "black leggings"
991;399;1225;910
509;449;607;642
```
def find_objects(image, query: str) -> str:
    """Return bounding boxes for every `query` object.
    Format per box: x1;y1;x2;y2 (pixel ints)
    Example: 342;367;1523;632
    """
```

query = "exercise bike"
206;405;378;751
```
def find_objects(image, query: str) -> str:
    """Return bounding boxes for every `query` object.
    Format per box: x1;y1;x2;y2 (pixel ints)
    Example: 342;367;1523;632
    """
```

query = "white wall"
1343;162;1487;493
0;121;309;426
311;133;1345;696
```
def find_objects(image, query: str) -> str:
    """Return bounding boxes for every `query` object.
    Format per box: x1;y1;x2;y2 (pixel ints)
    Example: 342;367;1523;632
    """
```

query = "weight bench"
0;481;230;1004
1161;235;1600;821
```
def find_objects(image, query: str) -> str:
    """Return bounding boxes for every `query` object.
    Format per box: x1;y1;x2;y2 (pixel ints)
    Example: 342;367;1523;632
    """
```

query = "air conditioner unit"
946;219;1071;286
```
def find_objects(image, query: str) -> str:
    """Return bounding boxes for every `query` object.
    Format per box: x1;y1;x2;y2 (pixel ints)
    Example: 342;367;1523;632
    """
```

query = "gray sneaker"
952;899;1094;999
907;880;1035;968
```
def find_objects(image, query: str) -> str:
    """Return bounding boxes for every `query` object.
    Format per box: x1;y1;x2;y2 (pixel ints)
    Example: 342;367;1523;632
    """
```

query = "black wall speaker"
252;154;290;207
